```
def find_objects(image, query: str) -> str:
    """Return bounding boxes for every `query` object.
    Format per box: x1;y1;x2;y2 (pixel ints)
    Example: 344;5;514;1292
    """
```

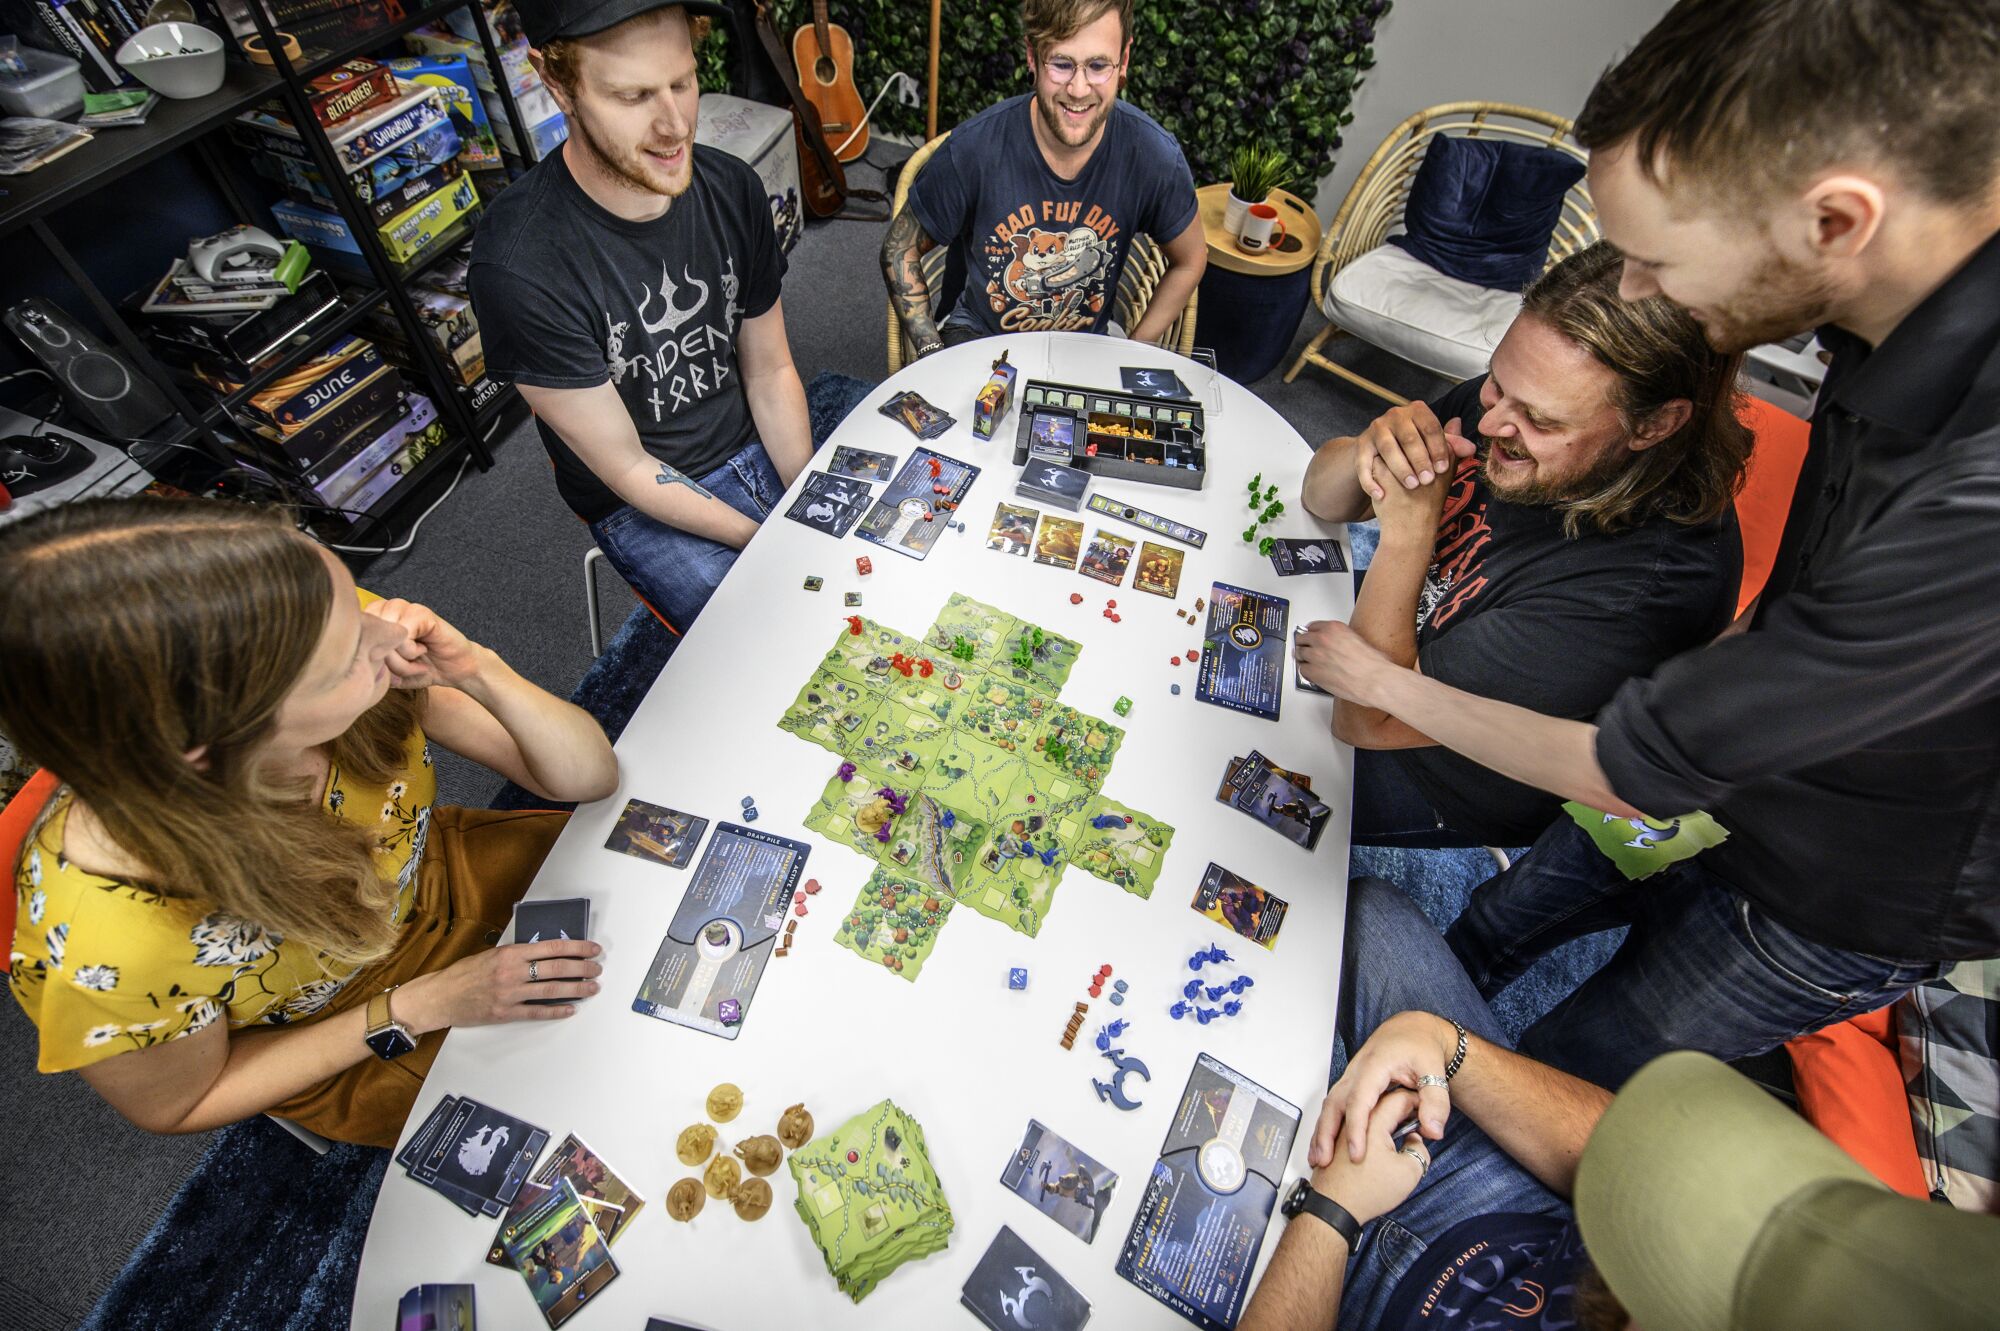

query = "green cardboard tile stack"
787;1098;953;1301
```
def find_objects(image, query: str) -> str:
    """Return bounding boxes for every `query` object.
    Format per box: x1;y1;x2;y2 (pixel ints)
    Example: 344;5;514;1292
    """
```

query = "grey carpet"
0;179;1445;1326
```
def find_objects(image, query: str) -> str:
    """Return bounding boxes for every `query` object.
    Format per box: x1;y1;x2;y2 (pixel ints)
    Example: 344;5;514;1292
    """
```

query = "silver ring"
527;960;540;982
1416;1074;1449;1089
1401;1145;1428;1175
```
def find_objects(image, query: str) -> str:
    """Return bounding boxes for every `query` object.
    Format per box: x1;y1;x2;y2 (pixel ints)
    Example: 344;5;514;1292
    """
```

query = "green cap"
1577;1051;1999;1331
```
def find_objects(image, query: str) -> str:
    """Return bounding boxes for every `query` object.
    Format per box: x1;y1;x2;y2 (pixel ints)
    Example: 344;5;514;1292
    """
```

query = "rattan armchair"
1284;101;1600;404
883;133;1199;374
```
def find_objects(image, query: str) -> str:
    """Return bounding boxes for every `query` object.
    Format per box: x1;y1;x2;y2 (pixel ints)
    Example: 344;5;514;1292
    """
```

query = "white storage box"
696;92;801;254
0;47;84;121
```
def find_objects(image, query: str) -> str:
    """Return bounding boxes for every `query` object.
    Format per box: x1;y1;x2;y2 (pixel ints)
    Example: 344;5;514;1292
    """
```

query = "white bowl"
115;23;226;100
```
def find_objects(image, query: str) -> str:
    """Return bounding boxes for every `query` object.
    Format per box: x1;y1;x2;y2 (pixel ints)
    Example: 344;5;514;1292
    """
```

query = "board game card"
1293;628;1329;695
1268;536;1348;576
1195;582;1290;722
987;501;1040;556
1034;515;1083;569
1232;753;1332;850
512;897;588;945
1192;861;1288;949
421;1097;549;1208
1017;459;1091;512
1000;1119;1120;1243
605;798;708;869
1077;527;1134;586
1120;365;1192;400
397;1284;477;1330
410;1096;477;1185
396;1094;460;1176
1216;750;1316;808
1116;1055;1301;1331
531;1134;645;1242
854;447;980;560
963;1225;1092;1331
1025;406;1078;459
503;1179;620;1329
878;389;956;438
826;444;897;481
1132;541;1184;597
782;470;873;539
631;822;808;1038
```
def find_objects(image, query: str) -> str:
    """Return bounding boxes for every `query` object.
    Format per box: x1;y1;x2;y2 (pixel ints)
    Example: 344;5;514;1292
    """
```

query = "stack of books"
139;258;292;317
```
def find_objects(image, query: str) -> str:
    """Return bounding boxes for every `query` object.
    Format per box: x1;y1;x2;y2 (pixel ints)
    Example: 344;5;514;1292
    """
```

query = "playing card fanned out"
879;390;956;439
783;470;875;538
787;1098;954;1302
396;1094;549;1217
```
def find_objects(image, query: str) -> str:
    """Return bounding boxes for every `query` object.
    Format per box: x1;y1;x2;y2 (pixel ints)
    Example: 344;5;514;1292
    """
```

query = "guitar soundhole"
815;55;837;83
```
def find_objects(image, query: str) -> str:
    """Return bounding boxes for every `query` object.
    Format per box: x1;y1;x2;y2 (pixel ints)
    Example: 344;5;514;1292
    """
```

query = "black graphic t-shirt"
907;94;1197;338
1391;376;1742;845
469;144;784;522
1378;1213;1589;1329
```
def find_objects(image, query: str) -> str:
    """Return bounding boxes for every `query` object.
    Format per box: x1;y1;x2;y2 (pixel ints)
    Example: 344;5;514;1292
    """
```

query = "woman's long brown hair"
0;499;425;966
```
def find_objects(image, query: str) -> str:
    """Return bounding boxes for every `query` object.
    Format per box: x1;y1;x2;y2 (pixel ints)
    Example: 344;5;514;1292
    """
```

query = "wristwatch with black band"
364;985;416;1061
1281;1179;1363;1249
914;337;945;359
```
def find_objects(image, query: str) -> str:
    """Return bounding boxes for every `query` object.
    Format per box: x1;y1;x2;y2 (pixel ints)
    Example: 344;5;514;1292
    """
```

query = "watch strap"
366;989;392;1033
1290;1182;1362;1248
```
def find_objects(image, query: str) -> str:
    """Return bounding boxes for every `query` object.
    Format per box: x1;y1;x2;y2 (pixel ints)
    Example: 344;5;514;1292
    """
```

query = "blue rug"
84;390;1614;1330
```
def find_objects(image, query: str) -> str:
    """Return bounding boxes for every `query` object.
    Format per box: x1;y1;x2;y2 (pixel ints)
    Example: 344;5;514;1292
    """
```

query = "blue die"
1007;967;1029;991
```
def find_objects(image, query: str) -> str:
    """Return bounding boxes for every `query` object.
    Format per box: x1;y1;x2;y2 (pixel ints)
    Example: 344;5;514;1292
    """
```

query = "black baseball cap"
515;0;729;48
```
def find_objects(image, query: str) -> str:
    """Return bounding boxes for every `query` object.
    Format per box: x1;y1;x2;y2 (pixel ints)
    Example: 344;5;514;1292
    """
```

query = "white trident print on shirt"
608;259;739;420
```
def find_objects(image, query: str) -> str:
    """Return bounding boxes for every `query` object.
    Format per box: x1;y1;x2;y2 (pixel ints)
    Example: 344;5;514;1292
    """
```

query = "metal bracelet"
1443;1018;1468;1082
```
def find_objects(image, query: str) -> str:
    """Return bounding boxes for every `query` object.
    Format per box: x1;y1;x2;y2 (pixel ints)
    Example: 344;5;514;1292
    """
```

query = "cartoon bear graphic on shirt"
989;225;1114;327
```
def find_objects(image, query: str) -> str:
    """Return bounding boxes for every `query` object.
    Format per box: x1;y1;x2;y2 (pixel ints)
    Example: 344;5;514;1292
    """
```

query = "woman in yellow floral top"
0;500;618;1147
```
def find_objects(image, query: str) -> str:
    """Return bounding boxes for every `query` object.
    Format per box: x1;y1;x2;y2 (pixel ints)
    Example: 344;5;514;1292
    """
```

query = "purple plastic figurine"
874;824;892;844
837;762;856;783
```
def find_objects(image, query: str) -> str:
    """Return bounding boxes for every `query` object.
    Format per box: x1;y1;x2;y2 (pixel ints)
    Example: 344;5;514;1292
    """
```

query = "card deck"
1189;346;1218;369
512;897;588;945
397;1284;477;1330
987;501;1040;556
963;1226;1091;1331
1078;527;1134;586
1293;628;1329;695
879;389;956;438
826;444;897;481
782;470;873;538
1000;1120;1120;1243
605;798;708;869
1034;515;1084;569
503;1179;620;1328
1192;861;1288;949
1120;366;1192;400
1132;541;1184;597
1017;459;1091;512
399;1094;548;1217
1231;753;1332;850
1267;536;1348;576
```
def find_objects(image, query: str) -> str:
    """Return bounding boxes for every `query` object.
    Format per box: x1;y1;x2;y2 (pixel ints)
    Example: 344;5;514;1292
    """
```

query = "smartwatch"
1281;1178;1362;1249
364;986;416;1061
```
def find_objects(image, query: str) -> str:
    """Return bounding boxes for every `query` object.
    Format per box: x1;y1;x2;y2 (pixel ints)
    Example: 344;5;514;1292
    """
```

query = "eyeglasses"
1041;55;1120;86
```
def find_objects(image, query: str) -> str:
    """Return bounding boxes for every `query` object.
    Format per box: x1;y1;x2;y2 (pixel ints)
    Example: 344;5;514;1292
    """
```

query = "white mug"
1237;202;1287;254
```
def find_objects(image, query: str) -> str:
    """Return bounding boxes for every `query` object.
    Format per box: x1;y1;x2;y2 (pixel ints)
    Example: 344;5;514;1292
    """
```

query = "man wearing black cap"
469;0;813;635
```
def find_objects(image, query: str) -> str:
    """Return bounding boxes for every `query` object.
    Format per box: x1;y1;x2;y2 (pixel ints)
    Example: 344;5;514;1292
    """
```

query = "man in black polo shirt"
1295;0;2000;1089
1301;242;1747;850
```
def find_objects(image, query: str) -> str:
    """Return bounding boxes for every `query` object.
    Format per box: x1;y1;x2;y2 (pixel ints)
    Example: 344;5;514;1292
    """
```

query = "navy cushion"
1387;135;1585;292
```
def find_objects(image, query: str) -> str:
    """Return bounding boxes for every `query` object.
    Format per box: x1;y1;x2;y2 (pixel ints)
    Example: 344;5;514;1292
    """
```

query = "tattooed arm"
881;207;945;358
517;382;761;548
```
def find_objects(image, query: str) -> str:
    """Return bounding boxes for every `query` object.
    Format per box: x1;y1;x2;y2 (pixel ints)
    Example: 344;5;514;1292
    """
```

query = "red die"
856;556;873;575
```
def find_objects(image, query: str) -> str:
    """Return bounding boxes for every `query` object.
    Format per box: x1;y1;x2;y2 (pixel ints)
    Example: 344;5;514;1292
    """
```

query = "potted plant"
1226;144;1295;237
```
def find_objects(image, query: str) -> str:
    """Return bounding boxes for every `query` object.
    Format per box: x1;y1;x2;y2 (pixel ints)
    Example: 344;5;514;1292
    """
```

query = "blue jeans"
587;440;783;635
1350;748;1492;849
1446;816;1950;1090
1333;878;1570;1331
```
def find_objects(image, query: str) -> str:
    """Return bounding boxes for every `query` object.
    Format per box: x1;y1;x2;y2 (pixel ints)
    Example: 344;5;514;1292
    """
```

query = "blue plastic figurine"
1182;978;1202;999
1037;844;1059;866
1230;975;1255;995
1169;1000;1190;1020
1222;1000;1243;1017
1194;1006;1219;1025
1204;945;1233;966
940;810;956;829
1204;984;1229;1002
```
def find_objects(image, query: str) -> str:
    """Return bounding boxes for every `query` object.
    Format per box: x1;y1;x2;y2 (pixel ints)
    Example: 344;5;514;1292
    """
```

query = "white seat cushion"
1323;243;1523;382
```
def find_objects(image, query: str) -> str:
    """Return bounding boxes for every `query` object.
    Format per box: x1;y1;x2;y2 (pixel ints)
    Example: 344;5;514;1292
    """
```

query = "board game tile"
832;869;956;981
821;619;930;693
1024;703;1125;790
923;592;1018;667
989;621;1082;695
958;809;1069;938
956;673;1053;750
779;668;888;756
1069;796;1176;899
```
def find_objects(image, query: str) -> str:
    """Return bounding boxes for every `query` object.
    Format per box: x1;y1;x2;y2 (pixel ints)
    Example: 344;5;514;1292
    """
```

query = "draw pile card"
1001;1119;1120;1243
1219;750;1332;850
1117;1055;1301;1330
631;822;809;1038
605;797;708;869
963;1225;1092;1331
1017;459;1091;512
1078;527;1134;587
1120;365;1193;400
783;470;874;539
1192;861;1288;949
395;1094;549;1218
1034;514;1084;569
1132;541;1184;597
879;389;956;439
1292;627;1329;696
1266;536;1348;576
397;1285;476;1329
987;501;1040;556
827;444;897;482
500;1178;620;1328
489;1133;644;1268
1195;582;1290;722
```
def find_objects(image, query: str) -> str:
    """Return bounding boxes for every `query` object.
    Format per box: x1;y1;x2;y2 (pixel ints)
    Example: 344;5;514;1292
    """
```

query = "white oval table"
352;331;1356;1330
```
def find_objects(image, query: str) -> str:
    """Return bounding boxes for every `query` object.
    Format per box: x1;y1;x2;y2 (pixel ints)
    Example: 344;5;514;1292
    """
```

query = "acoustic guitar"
791;0;869;162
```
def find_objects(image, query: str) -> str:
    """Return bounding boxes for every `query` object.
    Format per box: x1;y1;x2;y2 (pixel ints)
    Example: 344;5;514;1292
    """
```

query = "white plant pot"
1223;190;1261;239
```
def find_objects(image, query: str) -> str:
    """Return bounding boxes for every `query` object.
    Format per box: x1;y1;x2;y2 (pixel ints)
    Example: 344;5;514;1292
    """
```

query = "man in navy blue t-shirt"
880;0;1204;357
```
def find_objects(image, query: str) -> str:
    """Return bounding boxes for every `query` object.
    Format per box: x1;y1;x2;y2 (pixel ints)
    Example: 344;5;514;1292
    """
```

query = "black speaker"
4;298;174;439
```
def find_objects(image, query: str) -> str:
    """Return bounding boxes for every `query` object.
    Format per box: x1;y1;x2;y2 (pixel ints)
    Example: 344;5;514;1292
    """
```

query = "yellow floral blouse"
7;723;435;1074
